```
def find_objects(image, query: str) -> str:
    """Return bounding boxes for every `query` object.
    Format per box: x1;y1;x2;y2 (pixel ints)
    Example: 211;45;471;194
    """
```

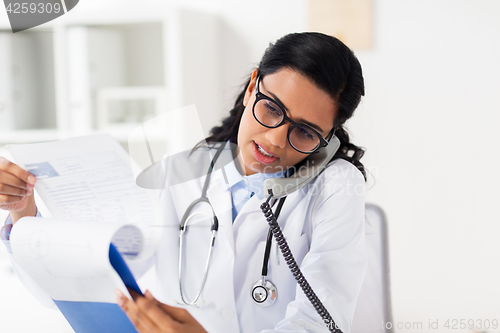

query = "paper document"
6;134;163;333
7;133;161;259
10;218;143;333
7;134;160;223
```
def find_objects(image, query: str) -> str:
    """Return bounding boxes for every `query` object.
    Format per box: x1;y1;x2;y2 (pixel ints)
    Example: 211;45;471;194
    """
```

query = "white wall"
350;1;500;331
1;1;500;332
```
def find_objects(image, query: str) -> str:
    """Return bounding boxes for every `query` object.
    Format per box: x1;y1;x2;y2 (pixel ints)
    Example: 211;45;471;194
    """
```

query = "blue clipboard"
53;244;142;333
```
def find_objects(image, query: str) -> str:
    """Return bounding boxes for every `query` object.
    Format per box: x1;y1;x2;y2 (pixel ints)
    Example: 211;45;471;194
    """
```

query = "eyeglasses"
252;75;333;154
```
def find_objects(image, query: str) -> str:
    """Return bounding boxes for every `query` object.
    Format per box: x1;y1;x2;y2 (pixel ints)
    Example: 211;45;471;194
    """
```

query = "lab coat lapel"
232;194;272;253
206;171;234;253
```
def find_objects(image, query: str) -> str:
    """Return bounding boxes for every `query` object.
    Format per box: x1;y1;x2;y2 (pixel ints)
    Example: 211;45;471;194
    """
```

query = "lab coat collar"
223;152;244;188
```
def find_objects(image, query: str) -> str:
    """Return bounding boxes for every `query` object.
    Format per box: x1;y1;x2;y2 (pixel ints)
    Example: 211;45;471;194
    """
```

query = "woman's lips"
252;142;278;164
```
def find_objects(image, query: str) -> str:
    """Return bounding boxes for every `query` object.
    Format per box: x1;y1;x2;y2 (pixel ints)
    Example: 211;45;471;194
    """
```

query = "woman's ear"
243;69;259;107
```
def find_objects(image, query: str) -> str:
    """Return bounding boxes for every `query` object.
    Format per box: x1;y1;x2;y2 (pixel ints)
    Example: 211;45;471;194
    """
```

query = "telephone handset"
263;135;340;198
258;135;343;333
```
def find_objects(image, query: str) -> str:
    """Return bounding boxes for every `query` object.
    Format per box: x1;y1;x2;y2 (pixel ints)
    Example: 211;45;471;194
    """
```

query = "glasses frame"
252;75;333;154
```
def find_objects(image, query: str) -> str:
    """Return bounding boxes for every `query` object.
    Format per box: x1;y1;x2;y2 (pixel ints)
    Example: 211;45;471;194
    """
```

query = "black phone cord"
260;191;343;333
261;196;286;277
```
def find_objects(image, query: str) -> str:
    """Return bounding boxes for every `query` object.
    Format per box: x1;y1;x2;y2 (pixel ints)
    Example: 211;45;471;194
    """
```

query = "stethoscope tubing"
179;212;217;306
177;143;285;307
177;144;224;306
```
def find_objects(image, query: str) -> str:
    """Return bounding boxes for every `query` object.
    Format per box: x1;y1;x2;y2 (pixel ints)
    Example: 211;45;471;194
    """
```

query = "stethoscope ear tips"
251;277;277;307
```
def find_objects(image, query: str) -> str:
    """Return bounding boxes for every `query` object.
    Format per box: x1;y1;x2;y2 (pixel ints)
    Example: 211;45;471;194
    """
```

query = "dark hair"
205;32;366;180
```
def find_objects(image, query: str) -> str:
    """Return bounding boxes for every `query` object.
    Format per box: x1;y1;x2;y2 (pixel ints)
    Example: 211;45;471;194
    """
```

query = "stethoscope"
178;143;286;307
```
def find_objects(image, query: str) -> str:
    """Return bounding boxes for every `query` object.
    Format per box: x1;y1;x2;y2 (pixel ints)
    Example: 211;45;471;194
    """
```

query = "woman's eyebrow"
295;118;325;134
266;90;326;134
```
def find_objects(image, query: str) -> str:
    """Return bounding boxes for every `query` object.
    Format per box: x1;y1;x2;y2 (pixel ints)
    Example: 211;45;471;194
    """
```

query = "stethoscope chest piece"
251;277;277;307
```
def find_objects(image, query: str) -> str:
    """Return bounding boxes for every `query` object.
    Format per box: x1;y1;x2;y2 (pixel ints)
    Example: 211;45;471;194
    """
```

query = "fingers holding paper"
0;156;37;216
116;289;208;333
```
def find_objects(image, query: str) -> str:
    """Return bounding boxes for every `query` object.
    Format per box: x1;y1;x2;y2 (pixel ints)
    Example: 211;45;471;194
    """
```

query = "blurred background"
1;0;500;332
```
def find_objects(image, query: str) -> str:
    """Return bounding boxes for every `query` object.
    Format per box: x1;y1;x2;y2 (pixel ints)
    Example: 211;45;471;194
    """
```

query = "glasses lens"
254;98;283;127
289;126;320;153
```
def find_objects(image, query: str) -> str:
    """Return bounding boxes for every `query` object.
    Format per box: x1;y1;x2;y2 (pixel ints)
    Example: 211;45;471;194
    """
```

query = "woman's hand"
116;289;208;333
0;157;37;224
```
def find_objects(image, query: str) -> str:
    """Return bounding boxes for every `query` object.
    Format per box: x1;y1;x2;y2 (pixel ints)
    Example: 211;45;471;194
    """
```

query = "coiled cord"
260;192;343;333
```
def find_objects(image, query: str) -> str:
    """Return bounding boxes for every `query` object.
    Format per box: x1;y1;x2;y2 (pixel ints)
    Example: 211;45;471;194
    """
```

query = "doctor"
1;32;367;333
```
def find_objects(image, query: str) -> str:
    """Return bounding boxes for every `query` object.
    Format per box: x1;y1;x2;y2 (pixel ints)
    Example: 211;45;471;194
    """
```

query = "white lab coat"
133;144;368;333
7;146;367;333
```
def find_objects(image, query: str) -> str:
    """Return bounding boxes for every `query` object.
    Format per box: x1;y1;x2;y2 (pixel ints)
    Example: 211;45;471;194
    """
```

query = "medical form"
6;134;163;333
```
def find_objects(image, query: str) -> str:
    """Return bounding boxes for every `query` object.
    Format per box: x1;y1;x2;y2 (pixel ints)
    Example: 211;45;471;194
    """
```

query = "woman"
1;32;367;333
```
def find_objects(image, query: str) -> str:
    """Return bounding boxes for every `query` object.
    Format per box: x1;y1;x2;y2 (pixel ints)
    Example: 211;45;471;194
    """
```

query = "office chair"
350;203;393;333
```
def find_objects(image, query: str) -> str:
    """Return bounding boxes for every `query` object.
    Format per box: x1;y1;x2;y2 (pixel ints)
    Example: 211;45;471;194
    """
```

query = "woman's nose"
265;124;289;149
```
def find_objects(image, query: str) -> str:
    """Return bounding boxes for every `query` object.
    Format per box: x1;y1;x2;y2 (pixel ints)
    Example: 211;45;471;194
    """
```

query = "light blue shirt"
223;156;286;221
